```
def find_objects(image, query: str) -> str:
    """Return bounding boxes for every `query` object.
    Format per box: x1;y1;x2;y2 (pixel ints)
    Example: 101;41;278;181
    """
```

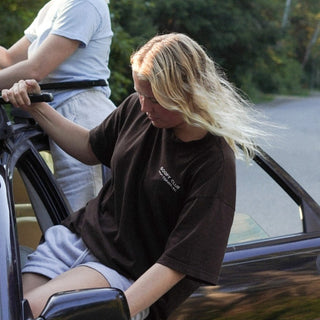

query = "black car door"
0;104;70;320
169;149;320;320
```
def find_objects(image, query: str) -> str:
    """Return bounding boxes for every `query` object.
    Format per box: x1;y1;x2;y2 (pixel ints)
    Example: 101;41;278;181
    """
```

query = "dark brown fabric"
62;93;236;318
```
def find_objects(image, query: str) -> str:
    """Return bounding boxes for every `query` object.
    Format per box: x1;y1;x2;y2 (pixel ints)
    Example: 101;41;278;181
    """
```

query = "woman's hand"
2;78;99;165
1;79;41;110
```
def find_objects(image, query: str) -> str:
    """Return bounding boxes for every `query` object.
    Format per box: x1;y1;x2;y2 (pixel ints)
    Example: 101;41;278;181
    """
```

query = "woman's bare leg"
23;266;110;318
22;273;51;295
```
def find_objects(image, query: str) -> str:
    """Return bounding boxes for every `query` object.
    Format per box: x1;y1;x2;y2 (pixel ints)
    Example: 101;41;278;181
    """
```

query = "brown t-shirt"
62;93;236;319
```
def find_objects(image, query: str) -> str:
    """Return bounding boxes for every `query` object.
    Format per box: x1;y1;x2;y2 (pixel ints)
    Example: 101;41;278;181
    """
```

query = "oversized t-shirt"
62;93;236;319
24;0;113;108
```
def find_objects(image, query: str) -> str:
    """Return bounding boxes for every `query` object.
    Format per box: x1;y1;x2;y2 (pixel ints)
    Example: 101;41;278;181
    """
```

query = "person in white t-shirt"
0;0;116;211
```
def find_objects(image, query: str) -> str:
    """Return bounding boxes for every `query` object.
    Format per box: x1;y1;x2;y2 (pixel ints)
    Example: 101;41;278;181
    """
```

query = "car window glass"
228;159;303;245
41;151;54;173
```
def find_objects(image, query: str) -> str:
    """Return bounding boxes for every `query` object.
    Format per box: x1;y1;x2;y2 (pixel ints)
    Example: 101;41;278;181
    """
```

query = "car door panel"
169;235;320;319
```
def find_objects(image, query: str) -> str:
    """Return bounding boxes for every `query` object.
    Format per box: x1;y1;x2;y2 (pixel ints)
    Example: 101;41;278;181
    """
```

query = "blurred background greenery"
1;0;320;105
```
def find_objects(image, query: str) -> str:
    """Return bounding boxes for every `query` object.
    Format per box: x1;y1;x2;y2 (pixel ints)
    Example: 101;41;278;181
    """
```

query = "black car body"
1;101;320;320
0;103;130;320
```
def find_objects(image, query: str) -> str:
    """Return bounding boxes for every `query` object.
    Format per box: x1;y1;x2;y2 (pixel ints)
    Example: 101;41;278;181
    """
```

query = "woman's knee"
24;266;110;318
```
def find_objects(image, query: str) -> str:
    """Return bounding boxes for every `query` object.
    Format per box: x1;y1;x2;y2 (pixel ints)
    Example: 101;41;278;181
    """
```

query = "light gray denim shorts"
22;225;133;291
22;225;150;320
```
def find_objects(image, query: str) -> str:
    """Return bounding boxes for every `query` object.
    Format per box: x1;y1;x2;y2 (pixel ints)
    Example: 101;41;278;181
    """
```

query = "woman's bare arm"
125;263;185;317
1;79;99;165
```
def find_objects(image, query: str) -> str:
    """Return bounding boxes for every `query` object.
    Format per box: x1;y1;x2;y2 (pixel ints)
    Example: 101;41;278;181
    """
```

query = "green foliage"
1;0;320;103
0;0;47;46
108;0;157;104
149;0;306;99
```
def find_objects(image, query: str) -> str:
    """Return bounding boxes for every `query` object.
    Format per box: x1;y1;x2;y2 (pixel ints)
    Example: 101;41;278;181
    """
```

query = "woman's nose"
140;96;153;113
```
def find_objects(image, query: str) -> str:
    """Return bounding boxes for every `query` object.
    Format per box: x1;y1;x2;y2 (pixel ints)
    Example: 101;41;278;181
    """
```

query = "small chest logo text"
159;166;181;192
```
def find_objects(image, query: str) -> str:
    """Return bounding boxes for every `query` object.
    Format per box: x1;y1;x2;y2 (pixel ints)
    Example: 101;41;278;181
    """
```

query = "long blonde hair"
130;33;267;160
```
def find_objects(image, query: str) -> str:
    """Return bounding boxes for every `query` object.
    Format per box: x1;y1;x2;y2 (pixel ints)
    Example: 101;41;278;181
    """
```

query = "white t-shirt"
24;0;113;108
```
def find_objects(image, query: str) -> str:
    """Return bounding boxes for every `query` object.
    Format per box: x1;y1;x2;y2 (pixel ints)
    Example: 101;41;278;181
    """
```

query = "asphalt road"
235;93;320;237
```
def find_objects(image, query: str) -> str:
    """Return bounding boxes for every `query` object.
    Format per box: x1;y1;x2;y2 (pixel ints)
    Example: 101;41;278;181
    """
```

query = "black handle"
40;79;107;90
0;93;53;104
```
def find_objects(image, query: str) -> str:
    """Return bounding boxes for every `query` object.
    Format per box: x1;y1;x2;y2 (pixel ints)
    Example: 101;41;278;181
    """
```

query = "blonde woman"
2;33;265;320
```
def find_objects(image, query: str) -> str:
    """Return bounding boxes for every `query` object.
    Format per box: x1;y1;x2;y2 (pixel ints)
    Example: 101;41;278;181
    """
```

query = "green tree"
108;0;157;104
288;1;320;88
0;0;46;47
2;0;320;102
150;0;285;97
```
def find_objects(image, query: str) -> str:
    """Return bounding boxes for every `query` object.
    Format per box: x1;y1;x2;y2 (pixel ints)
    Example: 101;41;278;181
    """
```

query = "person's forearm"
0;37;30;74
28;102;99;165
1;79;98;164
125;263;185;318
0;60;43;90
0;35;79;90
0;46;11;69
